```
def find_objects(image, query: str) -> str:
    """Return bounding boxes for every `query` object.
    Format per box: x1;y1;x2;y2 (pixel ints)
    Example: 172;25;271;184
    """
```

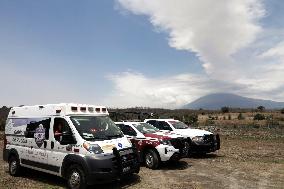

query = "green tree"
257;106;265;112
254;113;265;120
221;106;229;113
0;119;5;131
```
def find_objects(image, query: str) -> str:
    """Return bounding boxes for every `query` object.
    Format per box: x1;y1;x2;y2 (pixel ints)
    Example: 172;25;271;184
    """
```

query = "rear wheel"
8;156;21;176
144;149;160;169
67;164;87;189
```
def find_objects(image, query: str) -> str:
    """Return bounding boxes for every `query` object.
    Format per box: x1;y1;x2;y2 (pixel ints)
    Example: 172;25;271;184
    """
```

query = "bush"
281;108;284;114
237;113;245;120
0;119;5;131
257;106;265;112
253;113;265;120
184;114;198;125
221;106;229;113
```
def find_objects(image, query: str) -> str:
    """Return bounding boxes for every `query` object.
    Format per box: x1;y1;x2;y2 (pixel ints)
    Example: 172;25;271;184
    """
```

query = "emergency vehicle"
3;103;140;189
145;119;220;154
115;122;189;169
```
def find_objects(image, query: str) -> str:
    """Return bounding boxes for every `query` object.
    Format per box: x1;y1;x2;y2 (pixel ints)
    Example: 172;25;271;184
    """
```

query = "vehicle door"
47;117;76;175
22;118;51;169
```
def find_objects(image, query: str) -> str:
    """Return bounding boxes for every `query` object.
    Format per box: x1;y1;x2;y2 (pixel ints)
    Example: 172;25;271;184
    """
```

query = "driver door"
47;117;76;175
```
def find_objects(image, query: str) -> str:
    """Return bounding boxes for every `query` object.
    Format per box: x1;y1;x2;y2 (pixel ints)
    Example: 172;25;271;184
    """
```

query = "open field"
1;127;284;189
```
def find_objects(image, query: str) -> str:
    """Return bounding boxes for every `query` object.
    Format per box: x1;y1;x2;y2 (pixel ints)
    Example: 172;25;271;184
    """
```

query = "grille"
203;134;215;144
112;147;138;172
170;138;187;150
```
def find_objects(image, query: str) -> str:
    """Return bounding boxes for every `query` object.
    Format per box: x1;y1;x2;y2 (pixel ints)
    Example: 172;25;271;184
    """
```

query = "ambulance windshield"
70;116;123;141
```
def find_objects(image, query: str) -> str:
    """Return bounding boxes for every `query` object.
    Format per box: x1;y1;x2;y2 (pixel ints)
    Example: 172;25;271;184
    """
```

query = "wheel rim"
69;170;81;189
10;160;17;175
145;153;154;167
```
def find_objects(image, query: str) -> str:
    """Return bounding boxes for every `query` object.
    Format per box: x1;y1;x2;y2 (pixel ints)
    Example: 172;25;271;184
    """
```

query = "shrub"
253;113;265;120
237;113;245;120
257;106;265;112
221;106;230;113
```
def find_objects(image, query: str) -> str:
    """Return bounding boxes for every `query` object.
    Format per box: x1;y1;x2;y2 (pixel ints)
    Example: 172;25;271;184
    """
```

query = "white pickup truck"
144;119;220;155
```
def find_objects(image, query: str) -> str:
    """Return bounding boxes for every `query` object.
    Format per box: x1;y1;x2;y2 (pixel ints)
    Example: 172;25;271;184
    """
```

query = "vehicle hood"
89;136;132;153
144;133;171;140
171;128;212;138
155;130;184;138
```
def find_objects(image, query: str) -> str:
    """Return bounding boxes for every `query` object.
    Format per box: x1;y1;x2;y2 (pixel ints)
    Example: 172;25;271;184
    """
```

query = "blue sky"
0;0;284;108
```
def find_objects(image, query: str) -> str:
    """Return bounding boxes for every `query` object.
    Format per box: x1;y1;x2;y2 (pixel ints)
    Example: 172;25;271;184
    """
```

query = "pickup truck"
115;122;189;169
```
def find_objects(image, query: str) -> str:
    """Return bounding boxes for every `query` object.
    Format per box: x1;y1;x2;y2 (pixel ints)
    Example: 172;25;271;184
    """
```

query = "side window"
146;120;157;127
25;118;51;139
53;118;71;142
158;121;172;131
118;124;137;136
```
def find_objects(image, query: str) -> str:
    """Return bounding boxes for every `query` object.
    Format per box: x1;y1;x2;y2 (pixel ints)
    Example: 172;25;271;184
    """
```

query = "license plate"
122;166;131;173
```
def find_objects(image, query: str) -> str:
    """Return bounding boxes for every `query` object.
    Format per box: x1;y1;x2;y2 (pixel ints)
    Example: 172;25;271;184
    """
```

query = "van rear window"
10;118;47;127
25;118;50;139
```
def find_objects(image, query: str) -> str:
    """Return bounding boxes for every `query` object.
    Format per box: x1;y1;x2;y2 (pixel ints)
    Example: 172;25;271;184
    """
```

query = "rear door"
22;118;51;171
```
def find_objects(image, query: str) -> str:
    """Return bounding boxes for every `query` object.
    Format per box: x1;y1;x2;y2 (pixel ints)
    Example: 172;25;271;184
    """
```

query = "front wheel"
67;165;87;189
144;149;160;169
9;156;21;176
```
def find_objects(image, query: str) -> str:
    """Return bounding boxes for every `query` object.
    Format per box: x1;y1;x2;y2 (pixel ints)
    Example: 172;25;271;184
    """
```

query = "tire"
67;164;87;189
144;149;160;169
8;156;21;176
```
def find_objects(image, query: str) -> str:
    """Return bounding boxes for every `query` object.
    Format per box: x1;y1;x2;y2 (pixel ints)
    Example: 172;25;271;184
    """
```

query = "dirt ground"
0;130;284;189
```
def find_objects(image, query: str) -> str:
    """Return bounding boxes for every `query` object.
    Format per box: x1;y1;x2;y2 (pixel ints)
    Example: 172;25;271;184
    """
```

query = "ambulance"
3;103;140;189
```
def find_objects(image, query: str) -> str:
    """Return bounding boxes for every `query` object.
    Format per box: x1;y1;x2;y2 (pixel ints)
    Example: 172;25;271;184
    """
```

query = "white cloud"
105;71;251;108
117;0;265;77
108;0;284;108
260;41;284;58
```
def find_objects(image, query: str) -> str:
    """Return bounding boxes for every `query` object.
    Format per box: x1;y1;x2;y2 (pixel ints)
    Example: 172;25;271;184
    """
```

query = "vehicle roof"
115;121;144;125
8;103;109;118
144;119;176;121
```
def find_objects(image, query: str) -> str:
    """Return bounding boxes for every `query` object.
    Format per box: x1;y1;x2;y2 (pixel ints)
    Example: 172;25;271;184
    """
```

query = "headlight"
83;142;104;154
191;136;204;143
159;139;172;146
127;138;133;146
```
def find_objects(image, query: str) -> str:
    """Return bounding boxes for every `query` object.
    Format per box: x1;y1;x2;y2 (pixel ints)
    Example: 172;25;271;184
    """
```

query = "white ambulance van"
3;103;140;189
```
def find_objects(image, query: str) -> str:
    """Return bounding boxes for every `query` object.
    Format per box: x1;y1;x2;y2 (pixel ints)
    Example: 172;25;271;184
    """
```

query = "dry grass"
0;127;283;189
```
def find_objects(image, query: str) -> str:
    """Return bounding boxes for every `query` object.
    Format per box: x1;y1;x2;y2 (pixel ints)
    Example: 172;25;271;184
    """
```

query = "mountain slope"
183;93;284;110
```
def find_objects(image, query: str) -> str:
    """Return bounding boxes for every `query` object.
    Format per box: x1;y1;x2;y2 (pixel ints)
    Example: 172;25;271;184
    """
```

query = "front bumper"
156;145;180;162
85;147;140;185
189;134;220;154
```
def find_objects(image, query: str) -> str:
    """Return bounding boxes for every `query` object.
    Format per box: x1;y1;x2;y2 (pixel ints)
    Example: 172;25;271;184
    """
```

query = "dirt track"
1;133;284;189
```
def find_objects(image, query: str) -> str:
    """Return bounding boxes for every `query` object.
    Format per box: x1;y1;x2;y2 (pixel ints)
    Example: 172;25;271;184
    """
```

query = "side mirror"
60;131;76;145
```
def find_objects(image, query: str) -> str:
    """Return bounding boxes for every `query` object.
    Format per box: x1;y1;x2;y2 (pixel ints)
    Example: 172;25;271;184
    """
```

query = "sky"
0;0;284;108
